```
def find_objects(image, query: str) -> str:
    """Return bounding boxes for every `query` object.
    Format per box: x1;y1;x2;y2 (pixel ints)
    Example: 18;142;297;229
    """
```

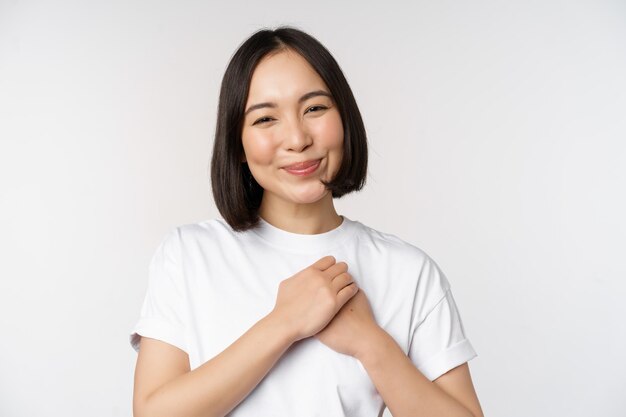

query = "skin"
133;48;484;417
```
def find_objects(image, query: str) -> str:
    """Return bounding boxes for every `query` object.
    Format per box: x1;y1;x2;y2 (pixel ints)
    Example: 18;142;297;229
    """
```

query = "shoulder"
175;218;233;240
353;220;431;264
352;219;451;291
161;218;252;256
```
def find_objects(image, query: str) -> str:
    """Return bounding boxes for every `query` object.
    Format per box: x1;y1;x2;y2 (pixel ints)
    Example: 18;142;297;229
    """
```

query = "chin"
288;186;329;204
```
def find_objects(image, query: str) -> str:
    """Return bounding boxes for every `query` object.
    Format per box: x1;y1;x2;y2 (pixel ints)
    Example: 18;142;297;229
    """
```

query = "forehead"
246;49;329;102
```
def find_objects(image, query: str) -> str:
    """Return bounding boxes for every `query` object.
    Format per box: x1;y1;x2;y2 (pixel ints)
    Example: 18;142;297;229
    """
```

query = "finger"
336;282;359;307
311;255;336;271
330;272;354;293
323;261;348;278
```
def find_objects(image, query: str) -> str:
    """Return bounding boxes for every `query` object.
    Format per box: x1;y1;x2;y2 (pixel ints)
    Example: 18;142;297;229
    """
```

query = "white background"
1;0;625;416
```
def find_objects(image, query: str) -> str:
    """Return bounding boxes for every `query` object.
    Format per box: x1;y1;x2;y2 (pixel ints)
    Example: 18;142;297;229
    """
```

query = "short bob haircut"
210;26;368;232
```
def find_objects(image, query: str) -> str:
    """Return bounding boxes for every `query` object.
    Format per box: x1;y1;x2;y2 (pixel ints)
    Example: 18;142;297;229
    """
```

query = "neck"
258;192;342;234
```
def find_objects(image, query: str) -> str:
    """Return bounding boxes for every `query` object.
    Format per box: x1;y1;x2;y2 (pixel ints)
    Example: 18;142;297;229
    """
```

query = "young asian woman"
130;26;483;417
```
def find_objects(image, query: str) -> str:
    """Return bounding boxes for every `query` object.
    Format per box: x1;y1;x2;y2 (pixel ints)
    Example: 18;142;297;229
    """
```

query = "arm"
133;312;295;417
313;282;482;416
355;327;483;417
133;255;357;417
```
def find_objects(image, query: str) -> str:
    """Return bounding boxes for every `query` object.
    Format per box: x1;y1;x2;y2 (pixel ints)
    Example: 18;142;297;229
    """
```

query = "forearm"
356;327;474;417
139;312;295;417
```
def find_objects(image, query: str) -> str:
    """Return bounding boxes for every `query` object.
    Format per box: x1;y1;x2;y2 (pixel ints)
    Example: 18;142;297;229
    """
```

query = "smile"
282;159;322;176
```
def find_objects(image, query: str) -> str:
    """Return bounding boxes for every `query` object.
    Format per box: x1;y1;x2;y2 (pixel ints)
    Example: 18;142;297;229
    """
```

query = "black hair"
210;26;368;232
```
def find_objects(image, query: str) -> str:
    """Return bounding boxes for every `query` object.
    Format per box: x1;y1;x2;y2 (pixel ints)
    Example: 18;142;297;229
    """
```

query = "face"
241;49;344;207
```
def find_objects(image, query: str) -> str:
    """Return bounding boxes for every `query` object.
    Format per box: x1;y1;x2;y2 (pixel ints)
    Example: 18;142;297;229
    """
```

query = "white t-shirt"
129;215;477;416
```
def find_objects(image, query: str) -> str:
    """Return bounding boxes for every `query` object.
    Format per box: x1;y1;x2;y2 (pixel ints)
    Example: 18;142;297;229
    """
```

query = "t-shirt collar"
251;214;356;253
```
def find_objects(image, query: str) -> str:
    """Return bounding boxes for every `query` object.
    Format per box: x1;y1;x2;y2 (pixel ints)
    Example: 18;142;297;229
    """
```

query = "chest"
179;242;414;412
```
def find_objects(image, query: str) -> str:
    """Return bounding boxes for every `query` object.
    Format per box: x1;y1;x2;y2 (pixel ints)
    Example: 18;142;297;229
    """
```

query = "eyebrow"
244;90;333;116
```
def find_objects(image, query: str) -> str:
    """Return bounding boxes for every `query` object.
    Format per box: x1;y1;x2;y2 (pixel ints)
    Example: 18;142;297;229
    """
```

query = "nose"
282;117;312;152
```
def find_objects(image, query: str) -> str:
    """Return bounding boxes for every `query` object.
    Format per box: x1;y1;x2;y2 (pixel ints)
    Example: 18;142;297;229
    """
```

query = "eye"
252;116;274;126
305;105;328;114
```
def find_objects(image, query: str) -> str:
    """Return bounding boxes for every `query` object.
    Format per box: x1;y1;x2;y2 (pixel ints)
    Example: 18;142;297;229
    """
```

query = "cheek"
242;132;276;165
311;113;344;149
311;113;344;176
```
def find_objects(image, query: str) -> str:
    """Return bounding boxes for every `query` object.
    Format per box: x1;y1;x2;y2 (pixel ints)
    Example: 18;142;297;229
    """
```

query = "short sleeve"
129;228;189;354
408;257;477;381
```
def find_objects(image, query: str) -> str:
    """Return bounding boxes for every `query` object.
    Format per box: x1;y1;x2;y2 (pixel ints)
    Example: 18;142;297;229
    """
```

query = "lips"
283;159;322;170
282;158;322;177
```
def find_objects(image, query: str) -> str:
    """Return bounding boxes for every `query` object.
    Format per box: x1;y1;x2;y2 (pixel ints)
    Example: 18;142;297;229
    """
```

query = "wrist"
264;309;299;345
353;325;391;364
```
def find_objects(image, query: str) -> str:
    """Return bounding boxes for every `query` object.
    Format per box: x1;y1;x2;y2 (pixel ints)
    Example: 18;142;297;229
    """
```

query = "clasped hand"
271;255;381;358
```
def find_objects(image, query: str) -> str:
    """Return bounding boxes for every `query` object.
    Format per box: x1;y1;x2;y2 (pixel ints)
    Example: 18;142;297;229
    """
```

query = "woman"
130;26;483;417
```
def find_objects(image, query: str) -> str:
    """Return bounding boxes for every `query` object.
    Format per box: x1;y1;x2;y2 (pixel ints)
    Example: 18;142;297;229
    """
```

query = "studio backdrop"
1;1;625;416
